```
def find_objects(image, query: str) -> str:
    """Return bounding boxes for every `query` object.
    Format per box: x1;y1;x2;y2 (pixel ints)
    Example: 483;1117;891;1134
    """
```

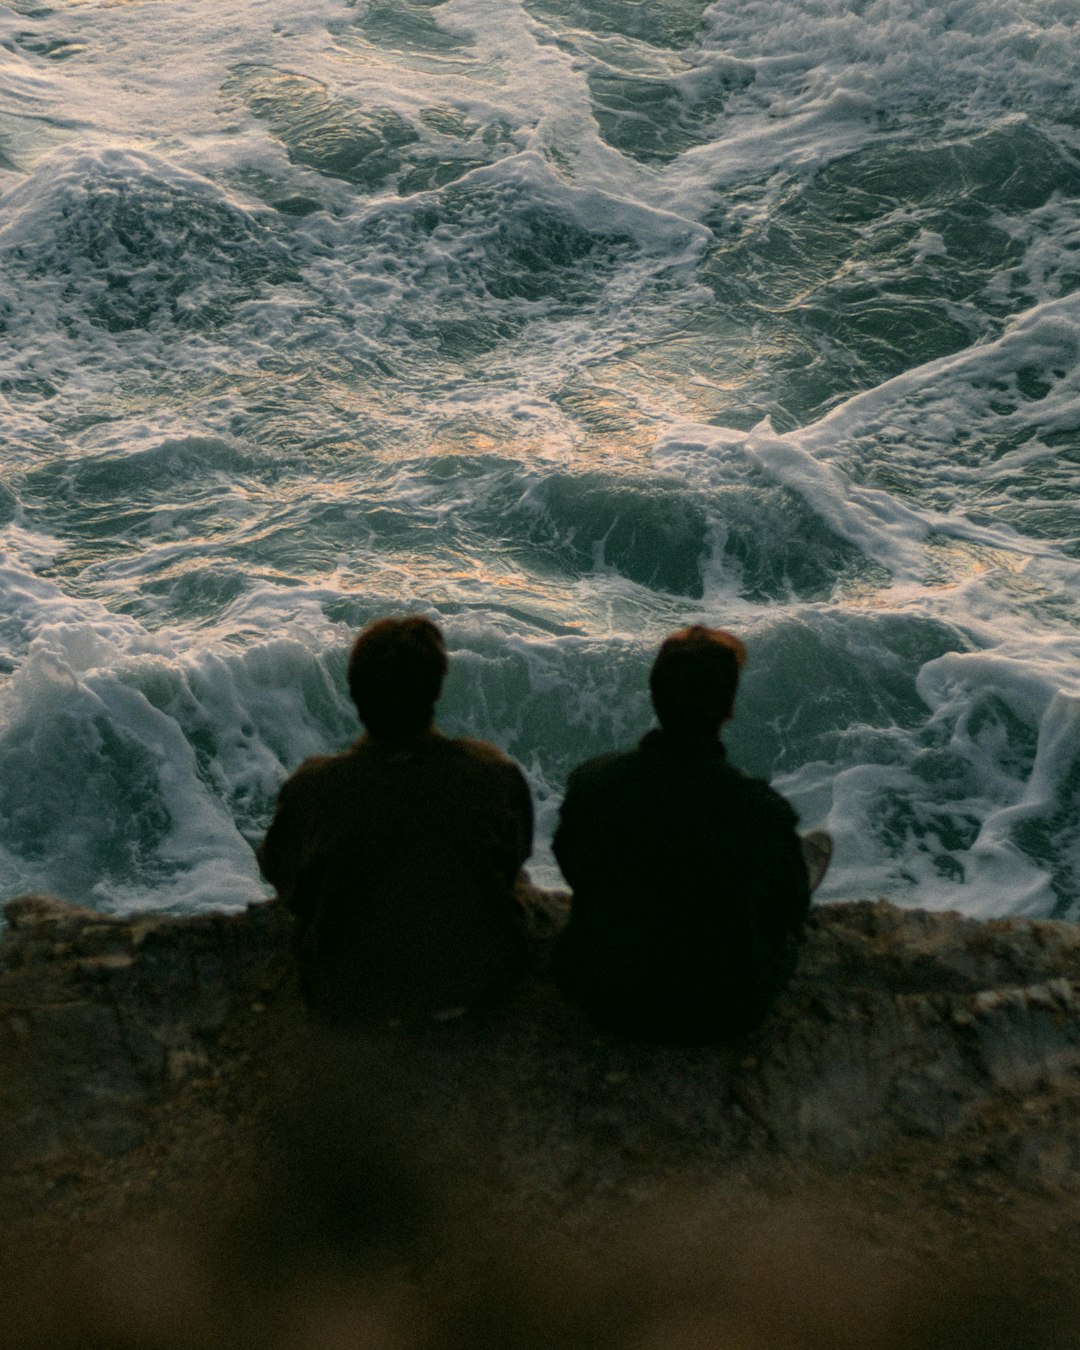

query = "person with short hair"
552;625;825;1044
259;616;533;1023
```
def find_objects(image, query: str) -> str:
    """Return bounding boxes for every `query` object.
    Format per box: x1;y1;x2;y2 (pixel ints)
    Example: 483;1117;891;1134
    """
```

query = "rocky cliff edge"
4;891;1080;1206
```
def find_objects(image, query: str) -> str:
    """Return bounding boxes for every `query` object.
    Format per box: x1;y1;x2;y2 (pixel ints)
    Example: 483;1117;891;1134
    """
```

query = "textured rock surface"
4;890;1080;1208
8;889;1080;1349
0;894;293;1173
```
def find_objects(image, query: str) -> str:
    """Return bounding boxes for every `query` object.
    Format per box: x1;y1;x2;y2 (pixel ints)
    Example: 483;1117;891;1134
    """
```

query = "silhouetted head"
347;616;449;741
649;626;747;738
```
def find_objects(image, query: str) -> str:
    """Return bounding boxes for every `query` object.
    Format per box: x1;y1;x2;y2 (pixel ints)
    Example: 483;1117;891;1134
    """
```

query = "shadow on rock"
3;1023;1079;1350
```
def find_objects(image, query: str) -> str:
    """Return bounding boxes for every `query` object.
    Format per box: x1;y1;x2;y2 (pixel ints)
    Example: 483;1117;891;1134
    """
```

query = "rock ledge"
4;892;1080;1206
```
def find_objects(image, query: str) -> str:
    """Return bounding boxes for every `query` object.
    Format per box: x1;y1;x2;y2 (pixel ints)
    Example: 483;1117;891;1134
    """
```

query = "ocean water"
0;0;1078;919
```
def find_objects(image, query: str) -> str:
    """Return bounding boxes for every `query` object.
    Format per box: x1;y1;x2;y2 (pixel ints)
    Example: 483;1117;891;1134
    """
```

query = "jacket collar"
640;727;727;760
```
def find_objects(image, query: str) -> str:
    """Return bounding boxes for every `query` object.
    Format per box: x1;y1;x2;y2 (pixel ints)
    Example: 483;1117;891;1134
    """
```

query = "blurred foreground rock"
3;890;1080;1206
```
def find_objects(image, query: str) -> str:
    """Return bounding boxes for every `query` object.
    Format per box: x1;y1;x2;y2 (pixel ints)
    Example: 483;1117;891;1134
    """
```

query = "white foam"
0;0;1078;921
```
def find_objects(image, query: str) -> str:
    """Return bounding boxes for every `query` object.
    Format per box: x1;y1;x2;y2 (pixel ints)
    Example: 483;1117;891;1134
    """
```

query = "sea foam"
0;0;1078;916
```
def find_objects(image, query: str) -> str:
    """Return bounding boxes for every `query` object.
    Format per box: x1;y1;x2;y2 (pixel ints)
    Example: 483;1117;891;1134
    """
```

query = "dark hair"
649;626;747;737
347;616;448;740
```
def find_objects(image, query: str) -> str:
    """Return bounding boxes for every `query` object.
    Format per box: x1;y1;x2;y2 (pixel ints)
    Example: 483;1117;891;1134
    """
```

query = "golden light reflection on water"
409;386;661;466
924;534;1034;586
0;113;76;173
825;535;1041;612
595;320;793;429
331;32;506;84
90;360;671;470
319;552;593;632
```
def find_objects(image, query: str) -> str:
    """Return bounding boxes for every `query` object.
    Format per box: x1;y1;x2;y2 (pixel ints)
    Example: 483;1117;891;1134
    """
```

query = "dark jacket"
552;729;809;1042
258;728;533;1021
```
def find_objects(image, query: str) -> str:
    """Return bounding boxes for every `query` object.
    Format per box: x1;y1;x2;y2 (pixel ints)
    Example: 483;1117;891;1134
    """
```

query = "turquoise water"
0;0;1078;916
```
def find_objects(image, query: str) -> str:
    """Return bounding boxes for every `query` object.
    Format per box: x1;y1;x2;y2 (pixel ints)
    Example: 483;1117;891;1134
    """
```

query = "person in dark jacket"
258;616;533;1024
552;625;814;1044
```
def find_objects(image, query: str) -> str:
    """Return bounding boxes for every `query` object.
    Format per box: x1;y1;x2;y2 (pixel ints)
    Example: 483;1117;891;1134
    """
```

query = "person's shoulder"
726;763;799;828
282;751;336;783
564;747;637;792
448;734;507;761
447;736;525;777
278;746;356;796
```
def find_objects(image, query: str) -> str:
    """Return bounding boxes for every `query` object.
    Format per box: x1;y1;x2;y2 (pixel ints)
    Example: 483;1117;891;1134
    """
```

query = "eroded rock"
2;892;1080;1207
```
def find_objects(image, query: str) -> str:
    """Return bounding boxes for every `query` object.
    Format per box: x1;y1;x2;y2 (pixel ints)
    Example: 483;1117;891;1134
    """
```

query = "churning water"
1;0;1078;917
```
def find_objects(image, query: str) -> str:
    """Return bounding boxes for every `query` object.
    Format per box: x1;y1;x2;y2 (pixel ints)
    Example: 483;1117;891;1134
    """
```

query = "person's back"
258;617;533;1022
552;627;811;1043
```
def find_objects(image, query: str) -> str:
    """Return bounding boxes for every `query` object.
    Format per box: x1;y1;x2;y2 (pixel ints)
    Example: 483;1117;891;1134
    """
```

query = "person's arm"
257;771;318;920
552;768;585;892
755;788;811;936
511;760;534;872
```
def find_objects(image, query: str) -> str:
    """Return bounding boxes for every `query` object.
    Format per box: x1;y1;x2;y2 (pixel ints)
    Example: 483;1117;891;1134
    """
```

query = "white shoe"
801;830;833;894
